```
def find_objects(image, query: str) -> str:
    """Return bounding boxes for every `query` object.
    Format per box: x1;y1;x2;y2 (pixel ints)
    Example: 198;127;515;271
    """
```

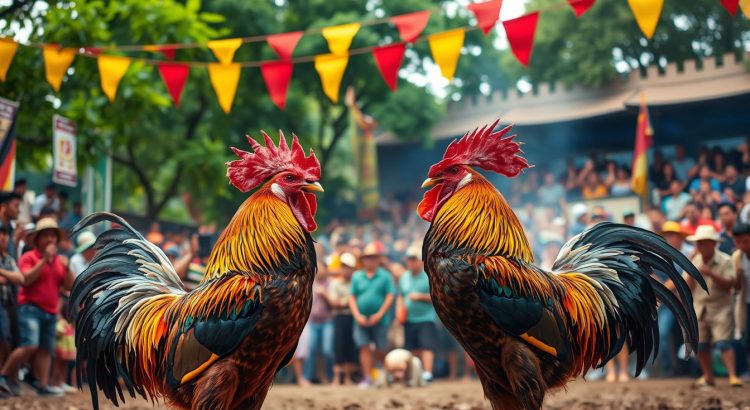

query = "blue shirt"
689;177;720;193
399;269;437;323
351;268;395;317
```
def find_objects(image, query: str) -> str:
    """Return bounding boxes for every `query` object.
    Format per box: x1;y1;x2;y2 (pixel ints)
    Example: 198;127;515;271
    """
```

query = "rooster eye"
284;174;296;182
449;166;459;174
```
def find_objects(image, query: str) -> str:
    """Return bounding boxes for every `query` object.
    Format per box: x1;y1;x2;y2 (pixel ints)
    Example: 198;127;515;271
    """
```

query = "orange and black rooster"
418;120;707;409
70;131;323;410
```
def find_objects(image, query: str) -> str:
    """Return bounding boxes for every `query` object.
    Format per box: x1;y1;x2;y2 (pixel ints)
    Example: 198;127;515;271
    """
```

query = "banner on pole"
0;97;19;191
52;115;77;187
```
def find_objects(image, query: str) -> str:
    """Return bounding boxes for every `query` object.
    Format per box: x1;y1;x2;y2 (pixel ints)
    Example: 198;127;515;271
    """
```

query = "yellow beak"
421;178;439;188
302;181;324;192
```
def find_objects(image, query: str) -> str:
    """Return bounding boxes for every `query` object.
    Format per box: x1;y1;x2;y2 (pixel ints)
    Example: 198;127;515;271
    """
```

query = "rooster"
418;120;706;410
70;131;323;410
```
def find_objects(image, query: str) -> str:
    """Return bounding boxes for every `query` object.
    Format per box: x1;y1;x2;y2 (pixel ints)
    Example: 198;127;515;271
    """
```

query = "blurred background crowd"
0;138;748;397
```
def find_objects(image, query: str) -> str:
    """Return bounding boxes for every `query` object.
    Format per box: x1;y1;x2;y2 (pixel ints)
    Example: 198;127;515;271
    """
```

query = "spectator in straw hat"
685;225;743;387
69;231;97;277
349;241;395;389
0;218;74;396
397;243;437;383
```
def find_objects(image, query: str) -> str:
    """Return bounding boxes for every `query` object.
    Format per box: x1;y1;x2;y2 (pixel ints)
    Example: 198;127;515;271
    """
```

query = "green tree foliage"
501;0;750;88
0;0;504;224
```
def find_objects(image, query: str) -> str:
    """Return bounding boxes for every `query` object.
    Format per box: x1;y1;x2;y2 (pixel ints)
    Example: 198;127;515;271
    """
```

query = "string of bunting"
0;0;744;113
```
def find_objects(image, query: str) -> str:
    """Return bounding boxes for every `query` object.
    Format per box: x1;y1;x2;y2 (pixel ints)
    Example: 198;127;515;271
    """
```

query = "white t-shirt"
70;253;90;276
31;193;60;219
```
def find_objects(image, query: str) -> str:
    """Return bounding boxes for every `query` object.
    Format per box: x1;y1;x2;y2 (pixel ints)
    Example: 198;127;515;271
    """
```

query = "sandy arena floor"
0;379;746;409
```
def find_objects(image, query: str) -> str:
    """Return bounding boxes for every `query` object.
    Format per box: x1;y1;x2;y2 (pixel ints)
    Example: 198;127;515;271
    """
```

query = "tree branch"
321;107;350;167
152;95;208;218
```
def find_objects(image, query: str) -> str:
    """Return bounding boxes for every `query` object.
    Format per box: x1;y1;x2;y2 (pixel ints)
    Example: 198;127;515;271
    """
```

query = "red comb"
226;130;321;192
428;119;530;178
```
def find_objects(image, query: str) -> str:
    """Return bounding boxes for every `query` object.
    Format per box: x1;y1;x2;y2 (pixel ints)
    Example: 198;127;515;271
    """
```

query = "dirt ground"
0;379;746;409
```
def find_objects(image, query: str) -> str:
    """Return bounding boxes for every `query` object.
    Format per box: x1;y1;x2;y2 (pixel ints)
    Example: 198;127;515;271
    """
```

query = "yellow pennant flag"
207;38;243;65
43;45;77;92
321;23;360;55
208;63;241;113
314;53;349;103
428;29;465;81
97;55;131;102
741;0;750;19
627;0;664;39
0;38;18;82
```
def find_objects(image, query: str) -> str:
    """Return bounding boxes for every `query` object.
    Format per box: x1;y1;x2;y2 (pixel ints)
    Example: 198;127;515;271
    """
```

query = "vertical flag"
628;0;664;39
43;45;77;92
52;115;78;187
631;92;653;200
0;38;18;82
428;29;465;81
0;97;19;191
346;88;380;216
97;55;131;102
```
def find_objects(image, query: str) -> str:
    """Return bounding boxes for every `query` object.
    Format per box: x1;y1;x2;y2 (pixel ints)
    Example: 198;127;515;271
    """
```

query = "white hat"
571;203;589;219
405;243;422;259
339;252;357;268
686;225;721;242
75;231;97;253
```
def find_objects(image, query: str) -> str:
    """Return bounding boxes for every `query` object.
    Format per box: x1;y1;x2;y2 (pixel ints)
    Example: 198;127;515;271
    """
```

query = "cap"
405;244;421;259
362;241;385;257
571;203;589;219
340;252;357;268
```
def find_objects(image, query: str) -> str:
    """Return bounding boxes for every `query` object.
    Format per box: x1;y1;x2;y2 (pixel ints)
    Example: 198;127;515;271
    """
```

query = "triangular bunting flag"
144;45;176;60
321;23;361;55
267;31;303;61
503;12;539;67
627;0;664;39
741;0;750;18
314;53;349;103
467;0;503;35
0;38;18;82
43;45;77;92
567;0;596;17
392;11;431;43
372;43;406;91
720;0;740;16
260;61;294;110
97;55;131;102
157;63;190;107
207;38;243;64
208;63;240;113
428;29;465;80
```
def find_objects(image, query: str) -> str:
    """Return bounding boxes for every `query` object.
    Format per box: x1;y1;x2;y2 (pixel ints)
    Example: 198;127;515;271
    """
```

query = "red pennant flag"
467;0;503;35
260;61;294;110
157;63;189;107
267;31;303;61
720;0;739;15
567;0;596;17
372;43;406;91
392;11;431;43
503;12;539;67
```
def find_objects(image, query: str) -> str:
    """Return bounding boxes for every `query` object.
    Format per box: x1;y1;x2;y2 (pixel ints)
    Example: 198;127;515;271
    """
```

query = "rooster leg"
190;360;240;410
494;339;546;410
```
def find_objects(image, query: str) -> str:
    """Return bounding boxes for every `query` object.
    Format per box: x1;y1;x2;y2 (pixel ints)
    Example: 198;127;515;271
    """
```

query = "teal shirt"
399;269;437;323
351;268;395;317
